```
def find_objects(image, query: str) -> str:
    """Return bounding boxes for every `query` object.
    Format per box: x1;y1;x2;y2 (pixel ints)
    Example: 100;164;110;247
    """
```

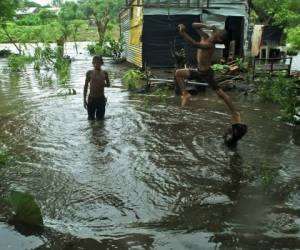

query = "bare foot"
181;93;191;107
233;112;241;124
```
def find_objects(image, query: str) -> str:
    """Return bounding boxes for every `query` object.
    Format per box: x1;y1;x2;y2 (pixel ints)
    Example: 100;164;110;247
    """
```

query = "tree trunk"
1;24;22;54
94;9;110;47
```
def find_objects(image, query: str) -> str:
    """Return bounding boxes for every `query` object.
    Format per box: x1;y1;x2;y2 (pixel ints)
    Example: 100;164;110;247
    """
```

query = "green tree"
250;0;300;26
38;9;57;24
0;0;23;53
287;27;300;51
0;0;19;22
250;0;300;50
78;0;123;46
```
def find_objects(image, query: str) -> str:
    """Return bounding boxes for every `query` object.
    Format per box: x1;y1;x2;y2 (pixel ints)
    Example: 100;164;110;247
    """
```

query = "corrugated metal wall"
120;0;143;68
121;0;249;67
120;9;130;59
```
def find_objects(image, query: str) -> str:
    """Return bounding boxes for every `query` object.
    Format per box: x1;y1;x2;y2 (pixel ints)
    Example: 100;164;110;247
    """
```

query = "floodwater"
1;43;300;249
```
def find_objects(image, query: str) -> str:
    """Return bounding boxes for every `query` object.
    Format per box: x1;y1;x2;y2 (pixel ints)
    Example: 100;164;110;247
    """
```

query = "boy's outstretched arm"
105;71;110;87
83;71;90;109
178;24;212;49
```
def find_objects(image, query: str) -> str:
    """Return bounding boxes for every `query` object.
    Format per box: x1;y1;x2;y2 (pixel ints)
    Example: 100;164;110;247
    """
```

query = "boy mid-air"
84;56;110;120
176;23;247;147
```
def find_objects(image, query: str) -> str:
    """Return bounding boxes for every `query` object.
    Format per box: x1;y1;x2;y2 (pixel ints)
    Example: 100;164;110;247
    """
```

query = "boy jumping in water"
176;23;247;146
84;56;110;120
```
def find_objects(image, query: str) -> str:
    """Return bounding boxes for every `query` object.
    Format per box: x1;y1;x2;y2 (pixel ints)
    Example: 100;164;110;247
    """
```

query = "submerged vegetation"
8;191;43;227
122;69;145;91
7;54;34;72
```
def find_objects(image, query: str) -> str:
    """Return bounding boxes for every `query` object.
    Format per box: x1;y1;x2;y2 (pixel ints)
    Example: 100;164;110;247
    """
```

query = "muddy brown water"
1;43;300;249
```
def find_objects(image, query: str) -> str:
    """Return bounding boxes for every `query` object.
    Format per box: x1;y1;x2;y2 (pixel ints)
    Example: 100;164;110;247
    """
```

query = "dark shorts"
189;68;220;90
87;96;106;120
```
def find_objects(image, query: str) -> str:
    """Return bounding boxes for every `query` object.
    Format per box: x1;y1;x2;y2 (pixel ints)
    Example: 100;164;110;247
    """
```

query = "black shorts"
87;96;106;120
189;68;220;90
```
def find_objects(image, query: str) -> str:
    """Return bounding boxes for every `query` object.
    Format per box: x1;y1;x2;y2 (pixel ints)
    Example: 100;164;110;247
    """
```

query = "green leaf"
9;191;43;227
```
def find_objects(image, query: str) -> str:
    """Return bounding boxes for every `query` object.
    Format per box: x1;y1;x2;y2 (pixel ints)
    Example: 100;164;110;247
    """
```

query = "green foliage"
122;69;145;90
0;145;10;165
107;37;125;61
33;45;71;85
235;58;248;72
16;13;41;26
0;22;63;43
87;43;112;57
152;86;172;103
7;54;34;72
55;57;71;85
0;49;12;58
60;2;79;21
287;47;299;56
257;74;300;123
0;0;19;22
211;64;229;72
8;190;43;227
251;0;300;27
38;9;57;24
79;0;123;45
287;27;300;51
0;0;122;44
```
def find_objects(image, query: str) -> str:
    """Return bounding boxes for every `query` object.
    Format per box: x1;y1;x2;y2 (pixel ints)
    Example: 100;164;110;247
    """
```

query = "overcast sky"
31;0;52;5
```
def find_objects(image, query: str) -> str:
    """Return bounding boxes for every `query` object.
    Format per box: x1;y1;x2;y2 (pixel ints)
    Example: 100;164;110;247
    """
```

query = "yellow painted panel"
130;0;143;27
130;25;142;45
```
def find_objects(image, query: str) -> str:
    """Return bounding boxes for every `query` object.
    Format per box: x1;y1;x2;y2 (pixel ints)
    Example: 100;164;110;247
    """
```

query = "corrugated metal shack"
120;0;249;68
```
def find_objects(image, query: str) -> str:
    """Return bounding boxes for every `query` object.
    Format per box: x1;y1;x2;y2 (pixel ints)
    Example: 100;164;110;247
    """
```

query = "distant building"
15;7;61;17
120;0;249;68
15;7;39;16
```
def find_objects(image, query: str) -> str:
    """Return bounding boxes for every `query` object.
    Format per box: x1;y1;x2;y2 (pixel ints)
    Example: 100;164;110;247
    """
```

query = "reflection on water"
1;43;300;249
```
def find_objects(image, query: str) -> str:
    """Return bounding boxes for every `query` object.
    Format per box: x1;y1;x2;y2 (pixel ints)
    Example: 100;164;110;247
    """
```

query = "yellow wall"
130;0;143;45
128;0;143;67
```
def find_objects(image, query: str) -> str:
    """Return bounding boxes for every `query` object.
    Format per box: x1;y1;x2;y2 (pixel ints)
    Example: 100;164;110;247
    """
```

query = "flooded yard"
1;43;300;249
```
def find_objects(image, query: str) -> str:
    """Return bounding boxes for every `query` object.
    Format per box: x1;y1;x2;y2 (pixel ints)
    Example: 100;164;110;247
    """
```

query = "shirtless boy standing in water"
84;56;110;120
176;23;247;146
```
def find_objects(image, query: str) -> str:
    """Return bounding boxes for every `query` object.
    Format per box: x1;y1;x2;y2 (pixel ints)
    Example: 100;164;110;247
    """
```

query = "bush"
106;37;125;61
15;13;41;26
287;46;299;56
0;49;12;58
7;54;34;72
87;43;112;57
211;64;229;72
34;45;72;84
257;74;300;123
287;27;300;51
122;69;145;90
87;37;125;60
9;191;43;227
